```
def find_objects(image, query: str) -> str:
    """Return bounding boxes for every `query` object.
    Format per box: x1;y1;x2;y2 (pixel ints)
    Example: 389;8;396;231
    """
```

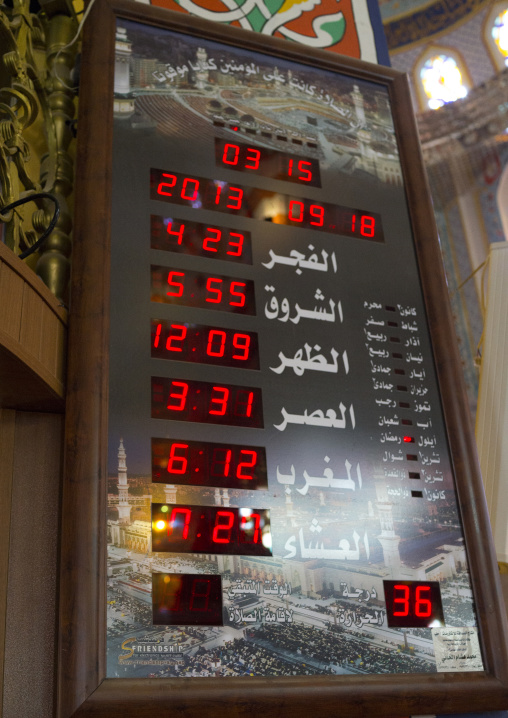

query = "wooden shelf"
0;242;67;412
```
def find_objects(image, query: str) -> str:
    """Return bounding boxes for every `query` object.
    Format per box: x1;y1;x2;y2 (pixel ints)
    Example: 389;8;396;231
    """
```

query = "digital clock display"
152;437;268;490
383;581;445;628
151;377;264;428
152;572;223;626
214;137;322;187
151;319;260;370
105;17;488;683
150;265;256;315
152;503;272;556
150;168;384;242
150;214;252;264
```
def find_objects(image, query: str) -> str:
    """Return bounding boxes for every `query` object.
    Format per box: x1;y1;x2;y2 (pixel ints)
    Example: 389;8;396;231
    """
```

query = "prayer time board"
59;1;508;715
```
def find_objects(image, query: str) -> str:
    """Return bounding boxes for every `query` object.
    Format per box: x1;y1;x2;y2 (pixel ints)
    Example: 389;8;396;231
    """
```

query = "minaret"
375;481;401;575
274;67;284;93
114;27;135;118
351;84;366;126
115;27;132;95
285;487;297;528
195;47;209;90
117;438;131;525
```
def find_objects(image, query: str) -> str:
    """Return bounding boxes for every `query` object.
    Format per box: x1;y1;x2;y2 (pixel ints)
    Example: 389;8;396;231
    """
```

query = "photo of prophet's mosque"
107;439;478;678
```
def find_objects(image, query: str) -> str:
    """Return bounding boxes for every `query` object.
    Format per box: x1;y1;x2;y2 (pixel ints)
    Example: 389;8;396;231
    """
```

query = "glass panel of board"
106;18;483;679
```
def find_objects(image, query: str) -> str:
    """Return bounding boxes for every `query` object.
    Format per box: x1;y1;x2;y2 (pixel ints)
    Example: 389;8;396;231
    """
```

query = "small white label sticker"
432;627;484;672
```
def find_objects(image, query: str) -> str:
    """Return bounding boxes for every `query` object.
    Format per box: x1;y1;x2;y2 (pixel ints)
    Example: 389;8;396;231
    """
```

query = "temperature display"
151;377;264;428
152;437;268;490
150;168;384;242
150;215;252;264
151;265;256;316
215;137;321;187
383;581;445;628
151;320;259;370
152;573;223;626
152;503;272;556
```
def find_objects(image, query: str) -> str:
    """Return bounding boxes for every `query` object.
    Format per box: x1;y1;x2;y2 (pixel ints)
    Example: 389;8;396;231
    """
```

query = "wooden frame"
59;0;508;714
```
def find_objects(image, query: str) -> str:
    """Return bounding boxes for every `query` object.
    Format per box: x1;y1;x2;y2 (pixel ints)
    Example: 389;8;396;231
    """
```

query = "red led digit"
209;386;229;415
222;144;240;166
360;215;376;237
181;177;199;201
393;584;410;616
214;184;222;205
234;389;254;418
207;330;226;357
157;173;177;196
153;323;162;348
153;382;164;404
167;221;185;245
203;228;221;252
237;450;257;480
288;200;304;222
166;324;187;352
212;511;235;543
229;281;246;307
167;381;188;411
415;586;432;617
287;159;294;177
211;448;232;477
206;277;222;304
227;232;244;257
189;578;211;612
241;512;261;543
166;271;185;297
161;576;182;611
167;443;188;475
227;186;243;210
298;160;312;182
232;333;250;360
351;214;356;232
168;507;191;540
310;204;324;226
245;147;260;170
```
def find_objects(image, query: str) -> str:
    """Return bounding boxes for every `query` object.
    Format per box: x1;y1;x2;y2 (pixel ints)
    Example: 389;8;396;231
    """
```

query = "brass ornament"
0;0;77;298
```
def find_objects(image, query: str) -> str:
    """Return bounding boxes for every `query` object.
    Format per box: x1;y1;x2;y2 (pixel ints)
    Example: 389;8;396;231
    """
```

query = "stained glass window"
420;54;468;110
492;8;508;64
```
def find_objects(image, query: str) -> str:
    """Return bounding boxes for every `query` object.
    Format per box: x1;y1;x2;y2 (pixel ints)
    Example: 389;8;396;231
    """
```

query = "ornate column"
37;11;77;298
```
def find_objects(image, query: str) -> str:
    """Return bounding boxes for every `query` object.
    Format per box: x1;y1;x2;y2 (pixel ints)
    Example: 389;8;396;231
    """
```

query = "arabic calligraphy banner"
147;0;390;65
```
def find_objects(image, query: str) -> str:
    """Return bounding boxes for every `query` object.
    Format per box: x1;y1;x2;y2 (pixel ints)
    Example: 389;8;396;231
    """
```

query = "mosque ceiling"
380;0;492;51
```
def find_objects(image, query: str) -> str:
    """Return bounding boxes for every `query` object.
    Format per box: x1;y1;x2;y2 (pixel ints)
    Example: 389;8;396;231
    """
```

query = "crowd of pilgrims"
249;624;436;674
152;555;219;575
152;638;326;678
441;594;476;626
145;624;435;677
107;587;153;637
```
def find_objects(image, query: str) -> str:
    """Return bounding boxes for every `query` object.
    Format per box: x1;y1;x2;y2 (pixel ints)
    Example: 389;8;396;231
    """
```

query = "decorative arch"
413;45;473;111
484;2;508;72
